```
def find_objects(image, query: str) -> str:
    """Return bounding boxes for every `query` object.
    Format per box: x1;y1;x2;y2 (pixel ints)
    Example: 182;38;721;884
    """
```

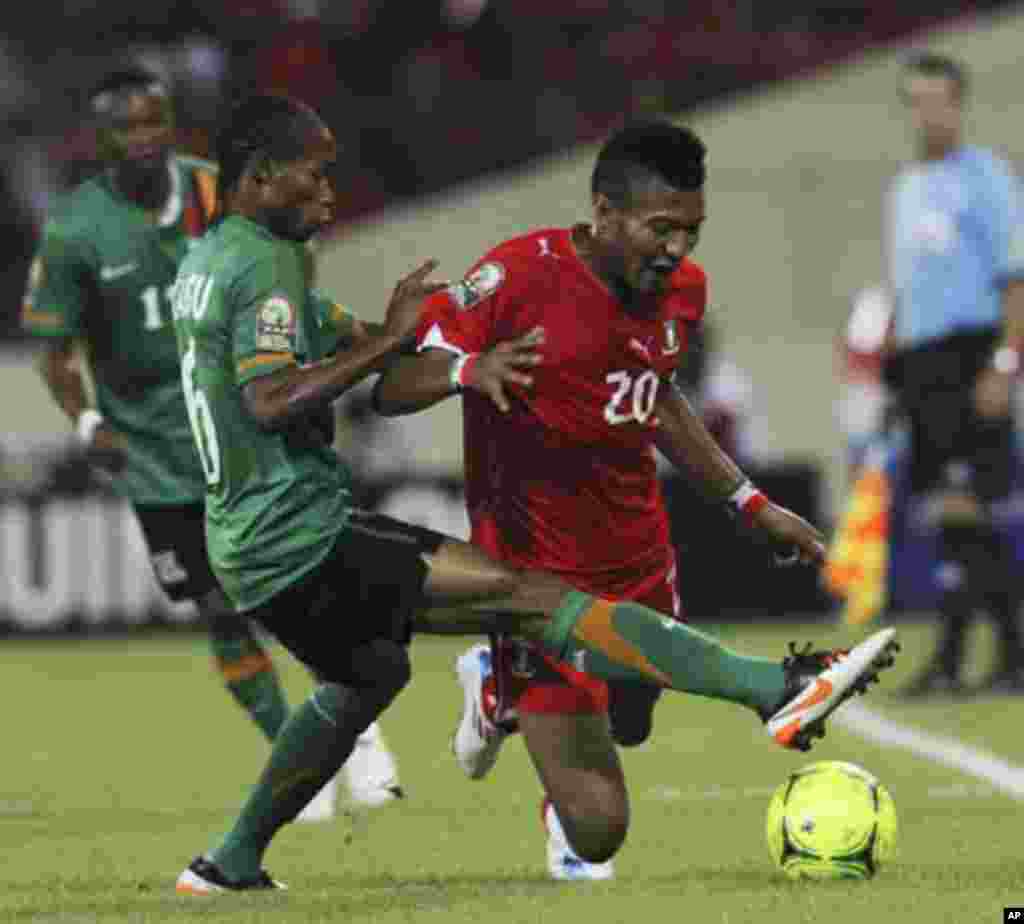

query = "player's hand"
749;501;826;568
973;366;1013;420
466;327;545;413
86;422;128;474
384;259;450;340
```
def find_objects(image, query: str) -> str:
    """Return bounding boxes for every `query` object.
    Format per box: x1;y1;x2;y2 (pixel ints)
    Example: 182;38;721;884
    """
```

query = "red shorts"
506;549;682;716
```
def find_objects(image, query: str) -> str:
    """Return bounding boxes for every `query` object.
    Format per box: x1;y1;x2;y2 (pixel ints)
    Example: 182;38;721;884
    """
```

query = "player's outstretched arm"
371;349;460;416
653;382;825;566
245;260;445;430
374;327;544;416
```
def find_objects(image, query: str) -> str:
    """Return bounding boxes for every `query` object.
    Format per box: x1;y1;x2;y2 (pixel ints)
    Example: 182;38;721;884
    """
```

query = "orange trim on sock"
216;652;274;683
573;599;673;688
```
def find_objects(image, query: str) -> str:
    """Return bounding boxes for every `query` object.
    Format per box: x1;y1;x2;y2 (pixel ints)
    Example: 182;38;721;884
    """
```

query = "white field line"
833;700;1024;799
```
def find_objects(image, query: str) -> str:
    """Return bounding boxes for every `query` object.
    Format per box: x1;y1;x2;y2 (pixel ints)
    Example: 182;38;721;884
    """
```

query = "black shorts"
884;327;1015;502
249;509;446;683
134;502;219;602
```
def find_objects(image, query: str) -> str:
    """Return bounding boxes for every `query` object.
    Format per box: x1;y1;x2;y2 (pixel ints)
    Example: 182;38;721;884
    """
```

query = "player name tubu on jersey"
171;214;357;611
21;155;218;506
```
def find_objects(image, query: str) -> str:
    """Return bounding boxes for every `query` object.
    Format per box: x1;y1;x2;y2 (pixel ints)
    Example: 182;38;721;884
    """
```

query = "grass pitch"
1;619;1022;923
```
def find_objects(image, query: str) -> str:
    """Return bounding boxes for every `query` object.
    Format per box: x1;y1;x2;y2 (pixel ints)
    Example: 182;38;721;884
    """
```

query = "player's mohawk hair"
89;66;169;115
591;120;706;206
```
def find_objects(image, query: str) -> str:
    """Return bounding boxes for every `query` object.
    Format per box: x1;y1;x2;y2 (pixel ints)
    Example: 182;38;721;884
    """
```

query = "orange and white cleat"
175;856;286;895
762;628;899;751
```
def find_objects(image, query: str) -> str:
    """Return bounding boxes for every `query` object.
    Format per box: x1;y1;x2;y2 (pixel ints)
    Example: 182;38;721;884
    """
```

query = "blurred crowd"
0;0;1012;337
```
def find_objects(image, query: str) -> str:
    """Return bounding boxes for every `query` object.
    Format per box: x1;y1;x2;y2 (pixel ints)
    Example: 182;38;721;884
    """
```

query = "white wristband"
76;409;105;446
993;346;1021;375
727;479;759;510
449;353;473;392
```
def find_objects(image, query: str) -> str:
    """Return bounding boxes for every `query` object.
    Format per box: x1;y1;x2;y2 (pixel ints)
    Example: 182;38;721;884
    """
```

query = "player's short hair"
89;66;170;115
592;120;706;207
905;52;968;101
214;94;325;210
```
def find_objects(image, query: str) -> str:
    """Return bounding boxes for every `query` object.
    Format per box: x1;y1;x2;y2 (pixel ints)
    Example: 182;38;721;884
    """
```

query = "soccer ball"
766;760;897;880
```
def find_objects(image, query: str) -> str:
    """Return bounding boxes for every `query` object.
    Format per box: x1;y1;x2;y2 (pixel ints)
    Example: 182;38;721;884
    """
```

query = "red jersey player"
374;121;895;880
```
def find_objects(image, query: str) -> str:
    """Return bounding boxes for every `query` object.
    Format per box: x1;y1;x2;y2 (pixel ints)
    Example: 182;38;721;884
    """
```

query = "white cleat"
344;722;404;808
544;801;614;882
764;627;900;751
452;645;508;780
295;773;337;823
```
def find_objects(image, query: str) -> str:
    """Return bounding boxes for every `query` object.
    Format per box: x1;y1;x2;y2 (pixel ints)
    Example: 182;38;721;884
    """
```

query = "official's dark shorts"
250;509;446;683
134;502;219;602
884;326;1015;503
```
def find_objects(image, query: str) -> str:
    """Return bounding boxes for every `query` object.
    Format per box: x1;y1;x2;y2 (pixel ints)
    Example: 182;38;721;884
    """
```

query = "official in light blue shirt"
882;53;1024;699
887;145;1024;347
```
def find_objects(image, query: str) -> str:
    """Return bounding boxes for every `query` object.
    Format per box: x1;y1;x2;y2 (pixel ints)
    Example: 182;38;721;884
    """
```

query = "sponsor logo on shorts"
663;319;680;355
151;550;189;586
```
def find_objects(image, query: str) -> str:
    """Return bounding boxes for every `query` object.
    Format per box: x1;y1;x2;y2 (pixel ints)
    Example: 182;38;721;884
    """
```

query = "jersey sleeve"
985;158;1024;284
232;255;304;386
415;257;526;355
20;219;93;338
311;289;360;356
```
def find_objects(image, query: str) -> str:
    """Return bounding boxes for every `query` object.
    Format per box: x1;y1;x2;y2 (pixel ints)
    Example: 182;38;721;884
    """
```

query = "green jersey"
21;154;219;507
172;215;359;611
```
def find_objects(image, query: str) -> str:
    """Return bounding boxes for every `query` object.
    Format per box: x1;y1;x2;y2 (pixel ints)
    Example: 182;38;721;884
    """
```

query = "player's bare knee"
560;803;628;863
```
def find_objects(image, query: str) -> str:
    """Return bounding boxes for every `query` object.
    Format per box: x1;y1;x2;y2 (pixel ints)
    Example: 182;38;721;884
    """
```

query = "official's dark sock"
934;522;980;678
978;527;1024;663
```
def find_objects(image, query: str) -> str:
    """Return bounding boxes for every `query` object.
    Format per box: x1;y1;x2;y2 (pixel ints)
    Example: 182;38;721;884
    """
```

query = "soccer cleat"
343;722;405;808
543;800;615;882
452;644;509;780
295;774;337;823
763;627;900;751
175;856;286;895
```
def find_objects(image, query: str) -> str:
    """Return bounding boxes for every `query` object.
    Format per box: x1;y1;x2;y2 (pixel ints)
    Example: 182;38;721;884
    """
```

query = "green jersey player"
23;69;401;813
172;94;897;895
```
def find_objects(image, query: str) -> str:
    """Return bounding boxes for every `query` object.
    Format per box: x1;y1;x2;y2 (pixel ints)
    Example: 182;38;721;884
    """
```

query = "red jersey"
416;227;707;579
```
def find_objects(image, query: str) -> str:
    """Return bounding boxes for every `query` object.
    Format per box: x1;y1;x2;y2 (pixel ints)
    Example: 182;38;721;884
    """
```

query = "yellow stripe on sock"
573;599;673;688
217;652;274;684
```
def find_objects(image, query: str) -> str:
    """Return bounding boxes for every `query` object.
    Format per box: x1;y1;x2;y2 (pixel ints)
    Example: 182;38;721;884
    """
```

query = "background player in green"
172;93;897;894
21;68;401;816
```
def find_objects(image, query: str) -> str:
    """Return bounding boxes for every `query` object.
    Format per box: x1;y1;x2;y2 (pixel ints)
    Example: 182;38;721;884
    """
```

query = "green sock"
212;637;289;741
210;685;358;882
541;591;786;715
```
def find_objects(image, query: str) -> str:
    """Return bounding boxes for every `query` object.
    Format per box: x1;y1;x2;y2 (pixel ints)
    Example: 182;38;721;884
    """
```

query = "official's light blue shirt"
886;146;1024;347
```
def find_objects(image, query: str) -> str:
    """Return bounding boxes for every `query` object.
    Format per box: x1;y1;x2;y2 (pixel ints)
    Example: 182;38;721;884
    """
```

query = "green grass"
1;621;1022;923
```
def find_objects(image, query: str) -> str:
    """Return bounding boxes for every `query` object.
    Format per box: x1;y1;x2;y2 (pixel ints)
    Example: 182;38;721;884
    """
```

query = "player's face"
902;74;961;154
262;126;338;242
602;183;705;298
103;91;175;173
